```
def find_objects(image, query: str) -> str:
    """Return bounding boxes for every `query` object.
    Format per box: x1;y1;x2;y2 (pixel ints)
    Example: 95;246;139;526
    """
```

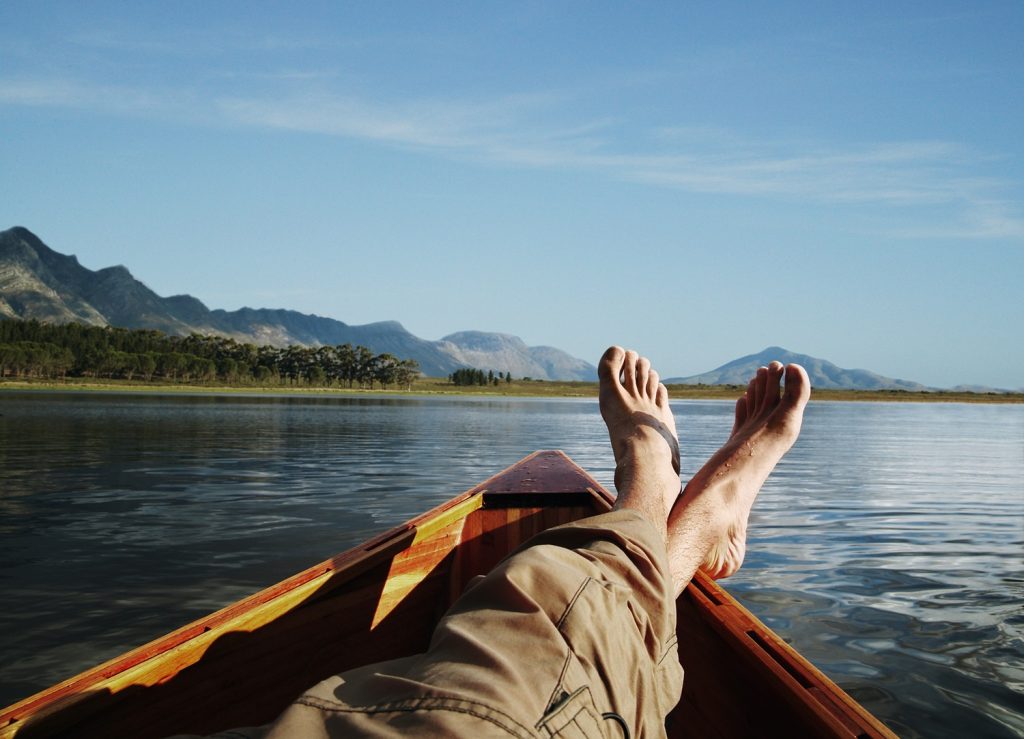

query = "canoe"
0;450;896;738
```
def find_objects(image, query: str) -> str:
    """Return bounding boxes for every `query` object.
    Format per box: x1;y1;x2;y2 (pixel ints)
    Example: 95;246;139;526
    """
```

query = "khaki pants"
235;510;683;738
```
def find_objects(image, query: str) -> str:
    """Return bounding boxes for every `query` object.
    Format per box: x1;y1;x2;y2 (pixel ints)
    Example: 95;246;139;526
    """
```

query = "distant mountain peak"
97;264;131;276
0;226;597;381
667;346;931;391
441;331;528;351
365;320;408;332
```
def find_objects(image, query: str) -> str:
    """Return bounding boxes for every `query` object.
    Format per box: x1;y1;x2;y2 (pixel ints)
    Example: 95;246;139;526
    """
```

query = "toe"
732;394;749;435
637;357;652;397
750;366;768;411
744;375;757;406
764;361;784;407
647;368;660;399
783;363;811;407
656;382;669;408
599;346;626;387
622;350;640;395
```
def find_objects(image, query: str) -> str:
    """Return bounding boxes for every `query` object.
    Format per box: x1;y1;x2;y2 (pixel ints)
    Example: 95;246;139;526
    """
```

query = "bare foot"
598;346;681;538
667;361;810;589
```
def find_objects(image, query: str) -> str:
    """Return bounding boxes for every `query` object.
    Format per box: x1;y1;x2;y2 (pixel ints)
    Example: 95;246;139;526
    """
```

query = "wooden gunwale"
1;520;412;725
684;572;894;738
0;450;896;738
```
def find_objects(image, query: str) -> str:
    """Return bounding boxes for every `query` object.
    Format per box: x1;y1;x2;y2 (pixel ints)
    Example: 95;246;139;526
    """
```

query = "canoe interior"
0;450;894;738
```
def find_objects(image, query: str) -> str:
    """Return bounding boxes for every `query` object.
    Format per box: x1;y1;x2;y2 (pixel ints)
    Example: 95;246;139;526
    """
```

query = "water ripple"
1;393;1022;737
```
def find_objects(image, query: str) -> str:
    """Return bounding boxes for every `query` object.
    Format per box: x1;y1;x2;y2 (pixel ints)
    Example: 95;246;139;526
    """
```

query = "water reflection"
727;401;1024;737
1;393;1022;737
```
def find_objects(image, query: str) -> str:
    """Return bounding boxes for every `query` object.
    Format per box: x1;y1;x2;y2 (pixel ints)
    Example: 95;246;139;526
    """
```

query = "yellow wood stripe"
0;571;336;739
370;499;481;628
411;494;483;545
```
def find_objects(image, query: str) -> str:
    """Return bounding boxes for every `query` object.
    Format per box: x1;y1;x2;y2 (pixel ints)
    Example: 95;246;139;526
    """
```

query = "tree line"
0;320;420;389
449;368;513;386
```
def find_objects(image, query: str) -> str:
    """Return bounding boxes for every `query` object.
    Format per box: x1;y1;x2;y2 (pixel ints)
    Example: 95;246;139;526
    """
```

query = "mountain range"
666;347;931;391
3;226;979;390
0;227;596;380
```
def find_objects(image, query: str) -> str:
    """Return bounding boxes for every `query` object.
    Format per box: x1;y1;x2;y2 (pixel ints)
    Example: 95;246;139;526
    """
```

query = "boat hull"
0;451;895;738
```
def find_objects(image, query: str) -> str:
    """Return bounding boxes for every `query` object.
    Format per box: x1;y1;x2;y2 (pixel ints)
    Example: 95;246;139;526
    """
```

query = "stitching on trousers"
544;650;574;714
535;685;601;734
294;695;533;739
656;633;679;667
555;577;592;631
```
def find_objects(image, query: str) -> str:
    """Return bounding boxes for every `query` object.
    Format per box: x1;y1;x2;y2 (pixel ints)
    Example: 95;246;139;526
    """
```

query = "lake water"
1;392;1022;737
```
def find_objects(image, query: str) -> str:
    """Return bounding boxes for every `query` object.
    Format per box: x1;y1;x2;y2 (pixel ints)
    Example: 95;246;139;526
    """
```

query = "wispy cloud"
2;75;1021;240
214;90;1024;239
67;27;336;57
617;140;996;204
891;199;1024;240
0;77;185;116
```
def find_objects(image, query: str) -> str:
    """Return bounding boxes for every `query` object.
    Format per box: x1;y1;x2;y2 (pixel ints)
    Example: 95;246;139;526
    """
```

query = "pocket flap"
537;685;604;738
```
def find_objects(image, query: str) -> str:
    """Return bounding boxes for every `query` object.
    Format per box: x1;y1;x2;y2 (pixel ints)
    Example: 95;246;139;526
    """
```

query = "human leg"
666;361;811;592
598;345;681;540
252;349;687;737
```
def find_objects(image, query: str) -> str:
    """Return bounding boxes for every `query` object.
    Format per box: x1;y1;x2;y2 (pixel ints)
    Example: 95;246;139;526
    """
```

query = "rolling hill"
666;347;930;391
0;226;597;380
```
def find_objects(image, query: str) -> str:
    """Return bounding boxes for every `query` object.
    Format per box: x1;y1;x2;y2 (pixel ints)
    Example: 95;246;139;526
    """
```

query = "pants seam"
656;634;679;667
544;650;574;714
555;577;592;631
294;694;535;739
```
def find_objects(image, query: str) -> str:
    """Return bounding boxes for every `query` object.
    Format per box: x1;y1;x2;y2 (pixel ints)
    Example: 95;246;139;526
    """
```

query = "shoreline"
1;377;1021;404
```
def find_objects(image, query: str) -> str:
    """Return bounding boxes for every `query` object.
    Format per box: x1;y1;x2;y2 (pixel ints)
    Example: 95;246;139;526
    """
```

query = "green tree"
0;319;423;391
331;344;355;387
306;365;326;386
137;353;158;381
158;352;186;381
395;359;419;390
188;356;216;383
354;346;375;388
217;357;239;383
373;353;400;389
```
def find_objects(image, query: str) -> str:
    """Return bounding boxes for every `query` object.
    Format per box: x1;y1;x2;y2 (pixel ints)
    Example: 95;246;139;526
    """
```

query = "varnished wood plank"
468;450;592;495
371;515;466;627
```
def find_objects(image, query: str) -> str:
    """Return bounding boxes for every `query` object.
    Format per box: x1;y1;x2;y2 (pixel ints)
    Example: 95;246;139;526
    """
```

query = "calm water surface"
1;392;1022;737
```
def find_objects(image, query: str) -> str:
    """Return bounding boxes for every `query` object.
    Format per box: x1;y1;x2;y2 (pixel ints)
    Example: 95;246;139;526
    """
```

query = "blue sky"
2;2;1022;388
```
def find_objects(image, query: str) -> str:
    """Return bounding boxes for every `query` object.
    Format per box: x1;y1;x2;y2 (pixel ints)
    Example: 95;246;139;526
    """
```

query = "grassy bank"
1;376;1021;403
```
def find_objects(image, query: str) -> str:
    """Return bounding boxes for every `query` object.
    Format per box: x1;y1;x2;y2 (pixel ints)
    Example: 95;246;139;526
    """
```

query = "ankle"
676;483;734;541
618;425;676;462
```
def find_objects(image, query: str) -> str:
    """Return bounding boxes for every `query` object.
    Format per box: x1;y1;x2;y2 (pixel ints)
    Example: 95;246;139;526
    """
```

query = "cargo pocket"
536;685;604;738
